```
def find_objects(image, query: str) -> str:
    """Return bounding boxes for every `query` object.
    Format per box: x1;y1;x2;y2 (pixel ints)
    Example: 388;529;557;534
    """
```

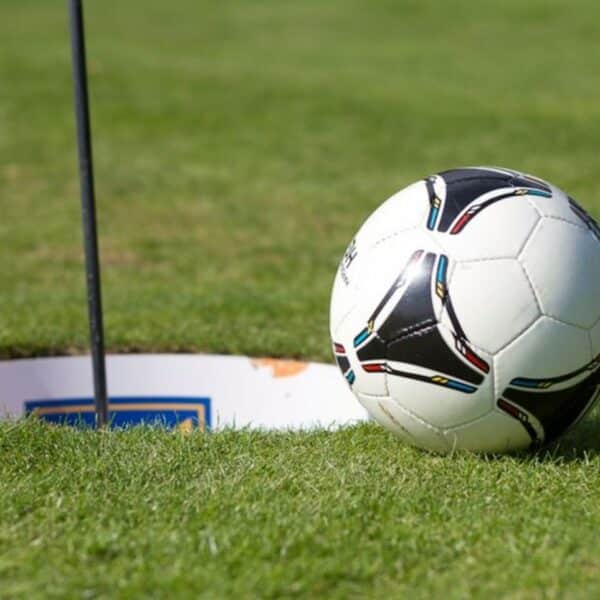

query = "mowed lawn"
1;0;600;597
1;0;600;359
1;420;599;599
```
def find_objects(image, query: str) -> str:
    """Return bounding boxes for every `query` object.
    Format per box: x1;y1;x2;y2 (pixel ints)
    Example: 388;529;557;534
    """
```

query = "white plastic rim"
0;354;367;431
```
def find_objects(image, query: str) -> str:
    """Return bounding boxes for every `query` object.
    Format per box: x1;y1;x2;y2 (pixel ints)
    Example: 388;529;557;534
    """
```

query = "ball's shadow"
534;410;600;462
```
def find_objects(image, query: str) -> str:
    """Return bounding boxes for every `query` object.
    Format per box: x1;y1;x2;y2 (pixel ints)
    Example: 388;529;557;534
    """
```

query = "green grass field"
1;0;599;597
1;420;599;599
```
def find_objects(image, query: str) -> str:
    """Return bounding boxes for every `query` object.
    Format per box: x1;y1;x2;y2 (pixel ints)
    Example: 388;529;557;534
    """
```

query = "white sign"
0;354;367;430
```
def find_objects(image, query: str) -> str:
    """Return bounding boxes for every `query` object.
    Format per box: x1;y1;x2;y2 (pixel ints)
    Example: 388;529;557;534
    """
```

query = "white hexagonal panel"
357;393;416;444
363;395;450;453
520;218;600;328
494;316;592;396
448;259;540;354
356;180;430;250
434;194;540;261
330;261;358;337
527;183;589;228
444;409;531;453
330;182;430;335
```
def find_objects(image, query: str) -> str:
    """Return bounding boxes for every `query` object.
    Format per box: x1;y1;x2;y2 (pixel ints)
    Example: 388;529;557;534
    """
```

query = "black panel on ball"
437;170;508;232
357;335;386;363
335;355;350;374
387;325;484;385
510;175;551;193
503;370;600;444
438;167;507;185
377;252;437;341
435;167;552;233
568;196;600;240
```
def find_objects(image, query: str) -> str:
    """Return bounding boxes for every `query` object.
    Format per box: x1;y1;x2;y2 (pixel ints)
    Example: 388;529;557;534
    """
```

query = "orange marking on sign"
252;358;309;378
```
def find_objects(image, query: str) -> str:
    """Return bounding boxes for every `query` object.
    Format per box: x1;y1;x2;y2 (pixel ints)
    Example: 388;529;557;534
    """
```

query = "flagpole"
68;0;109;427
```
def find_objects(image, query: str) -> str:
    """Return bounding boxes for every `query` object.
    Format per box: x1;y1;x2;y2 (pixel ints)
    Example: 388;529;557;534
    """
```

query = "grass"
1;0;600;359
1;417;599;599
1;0;600;597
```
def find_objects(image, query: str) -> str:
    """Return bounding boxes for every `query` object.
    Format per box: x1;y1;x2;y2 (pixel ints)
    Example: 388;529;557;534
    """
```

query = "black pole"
69;0;109;427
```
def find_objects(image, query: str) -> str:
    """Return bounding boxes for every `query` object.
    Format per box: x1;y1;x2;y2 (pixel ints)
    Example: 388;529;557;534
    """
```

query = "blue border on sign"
24;396;212;430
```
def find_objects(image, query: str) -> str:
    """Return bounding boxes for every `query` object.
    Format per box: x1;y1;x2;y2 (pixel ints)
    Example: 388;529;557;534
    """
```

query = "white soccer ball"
330;167;600;453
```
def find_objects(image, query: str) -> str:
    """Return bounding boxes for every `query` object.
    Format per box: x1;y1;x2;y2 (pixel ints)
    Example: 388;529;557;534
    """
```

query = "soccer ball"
330;167;600;453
